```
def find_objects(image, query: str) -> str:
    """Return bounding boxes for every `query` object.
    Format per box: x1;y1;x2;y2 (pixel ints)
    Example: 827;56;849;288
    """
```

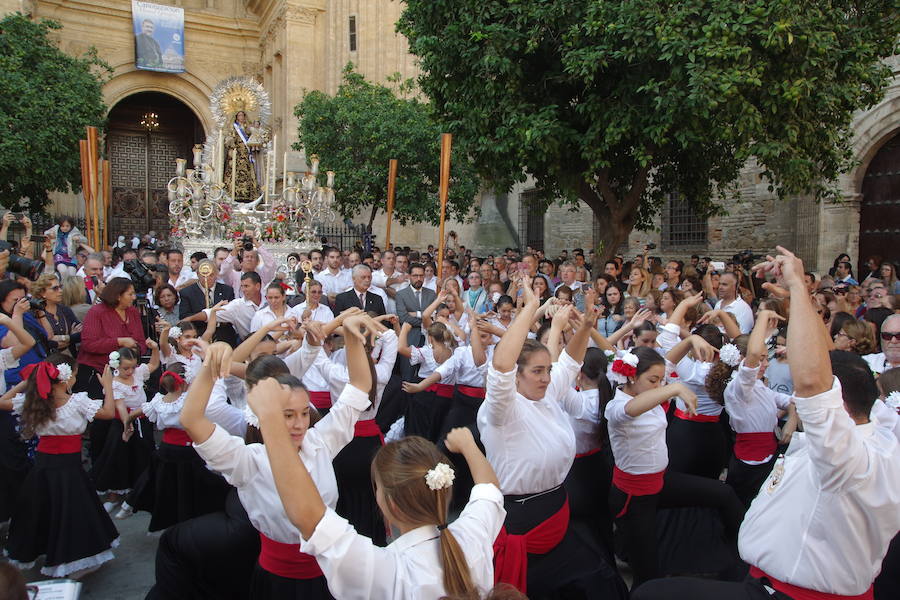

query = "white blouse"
141;392;186;430
605;388;668;475
436;345;493;388
194;384;371;543
725;361;793;436
671;356;722;417
164;352;203;383
0;347;20;395
557;388;602;456
409;344;440;378
477;351;579;495
12;392;101;435
112;364;151;410
300;483;506;600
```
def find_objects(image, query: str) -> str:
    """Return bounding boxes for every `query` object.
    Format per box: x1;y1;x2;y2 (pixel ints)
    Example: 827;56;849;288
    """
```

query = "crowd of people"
0;215;898;600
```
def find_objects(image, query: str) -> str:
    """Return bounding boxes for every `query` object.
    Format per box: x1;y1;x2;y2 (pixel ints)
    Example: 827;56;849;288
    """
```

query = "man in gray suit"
395;263;436;347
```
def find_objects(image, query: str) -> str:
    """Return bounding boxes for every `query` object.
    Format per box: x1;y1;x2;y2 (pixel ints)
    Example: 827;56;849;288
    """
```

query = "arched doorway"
859;132;900;272
107;92;204;240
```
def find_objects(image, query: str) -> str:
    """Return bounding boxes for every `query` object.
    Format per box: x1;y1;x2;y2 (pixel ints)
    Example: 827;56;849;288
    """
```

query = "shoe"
103;500;121;513
115;502;134;519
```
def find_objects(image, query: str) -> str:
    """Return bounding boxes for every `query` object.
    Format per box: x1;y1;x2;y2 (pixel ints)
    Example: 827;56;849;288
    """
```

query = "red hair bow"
161;370;186;388
20;362;60;399
279;281;292;292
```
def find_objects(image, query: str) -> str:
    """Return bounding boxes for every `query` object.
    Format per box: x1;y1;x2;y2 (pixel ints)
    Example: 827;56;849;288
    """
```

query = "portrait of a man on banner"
132;1;185;73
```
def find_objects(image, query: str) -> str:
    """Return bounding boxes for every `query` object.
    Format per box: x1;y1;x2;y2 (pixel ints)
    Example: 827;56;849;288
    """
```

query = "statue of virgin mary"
223;110;260;202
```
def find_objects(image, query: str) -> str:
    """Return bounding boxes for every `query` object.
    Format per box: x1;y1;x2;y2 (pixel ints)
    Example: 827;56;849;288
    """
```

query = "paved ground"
18;511;158;599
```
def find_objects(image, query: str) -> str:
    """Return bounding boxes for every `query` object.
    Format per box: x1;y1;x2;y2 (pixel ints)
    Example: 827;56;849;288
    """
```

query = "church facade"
4;1;898;274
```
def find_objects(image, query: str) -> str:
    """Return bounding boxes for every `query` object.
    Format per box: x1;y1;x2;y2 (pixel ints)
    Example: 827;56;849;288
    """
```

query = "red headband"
160;370;186;388
21;362;60;399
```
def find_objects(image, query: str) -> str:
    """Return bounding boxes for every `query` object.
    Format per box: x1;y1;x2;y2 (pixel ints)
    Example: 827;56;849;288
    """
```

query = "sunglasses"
881;331;900;342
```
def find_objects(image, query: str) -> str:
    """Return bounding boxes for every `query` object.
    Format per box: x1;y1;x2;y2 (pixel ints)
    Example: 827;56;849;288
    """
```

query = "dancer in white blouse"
254;371;505;600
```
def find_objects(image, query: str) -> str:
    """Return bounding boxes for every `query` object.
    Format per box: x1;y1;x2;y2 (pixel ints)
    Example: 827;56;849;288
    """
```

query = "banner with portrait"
132;1;185;73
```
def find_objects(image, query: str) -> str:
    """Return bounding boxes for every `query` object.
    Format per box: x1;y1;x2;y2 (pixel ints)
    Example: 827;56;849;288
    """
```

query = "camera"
28;297;46;312
122;259;156;295
732;249;762;269
646;243;657;250
0;240;45;281
241;236;254;252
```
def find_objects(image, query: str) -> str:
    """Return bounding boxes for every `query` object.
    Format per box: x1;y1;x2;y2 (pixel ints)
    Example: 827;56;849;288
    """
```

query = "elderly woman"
30;273;81;355
154;284;180;327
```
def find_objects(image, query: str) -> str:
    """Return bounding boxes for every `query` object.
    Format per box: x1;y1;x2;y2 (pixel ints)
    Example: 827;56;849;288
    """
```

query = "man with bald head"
864;313;900;375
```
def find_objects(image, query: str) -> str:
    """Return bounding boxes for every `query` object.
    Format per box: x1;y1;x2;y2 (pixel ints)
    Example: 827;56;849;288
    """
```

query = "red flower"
611;359;637;378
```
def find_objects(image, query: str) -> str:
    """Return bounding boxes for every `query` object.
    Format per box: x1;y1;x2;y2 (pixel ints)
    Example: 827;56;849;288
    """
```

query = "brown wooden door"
860;135;900;270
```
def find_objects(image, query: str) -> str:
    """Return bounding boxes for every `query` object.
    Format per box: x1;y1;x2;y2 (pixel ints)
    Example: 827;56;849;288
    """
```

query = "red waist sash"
426;383;455;398
675;408;720;423
36;434;82;454
457;385;486;399
258;533;323;579
749;566;873;600
612;466;665;518
162;428;193;446
575;447;602;459
308;391;332;410
493;499;570;594
734;432;777;462
660;400;671;414
354;419;384;444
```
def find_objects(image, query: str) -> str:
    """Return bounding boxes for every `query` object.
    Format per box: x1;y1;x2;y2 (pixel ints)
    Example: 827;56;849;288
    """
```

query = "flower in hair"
243;404;259;428
886;391;900;413
55;363;72;382
603;350;616;362
719;344;742;368
168;326;183;340
108;351;121;369
609;351;638;385
425;463;455;491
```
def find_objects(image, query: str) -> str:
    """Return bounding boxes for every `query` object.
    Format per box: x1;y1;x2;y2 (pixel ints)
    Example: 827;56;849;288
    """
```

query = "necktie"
360;293;366;308
415;290;421;310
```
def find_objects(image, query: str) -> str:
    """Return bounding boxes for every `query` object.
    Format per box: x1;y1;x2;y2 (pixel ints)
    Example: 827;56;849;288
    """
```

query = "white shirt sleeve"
657;322;682;355
193;424;259;488
205;379;248;437
482;364;519;426
308;384;371;458
284;339;323;380
545;350;582;402
373;330;398;385
730;360;760;404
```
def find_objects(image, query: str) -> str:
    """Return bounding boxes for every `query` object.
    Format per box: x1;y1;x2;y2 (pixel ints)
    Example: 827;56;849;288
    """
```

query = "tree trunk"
592;213;633;264
578;167;650;264
367;203;378;229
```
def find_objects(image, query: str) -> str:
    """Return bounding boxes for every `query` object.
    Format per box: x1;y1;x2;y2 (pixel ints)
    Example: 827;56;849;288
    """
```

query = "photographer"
220;234;274;298
80;252;106;303
0;281;52;388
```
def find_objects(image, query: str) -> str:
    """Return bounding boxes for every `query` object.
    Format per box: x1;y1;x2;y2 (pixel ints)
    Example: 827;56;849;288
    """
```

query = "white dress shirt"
318;268;352;299
671;356;722;417
12;392;100;435
300;483;505;600
738;378;900;595
871;398;900;441
436;345;493;388
204;297;266;339
557;387;602;456
249;305;294;333
194;384;370;543
605;388;668;475
862;352;896;375
372;269;408;314
715;297;755;334
409;344;439;378
725;361;793;461
168;266;198;289
205;379;248;437
293;302;335;323
477;351;579;495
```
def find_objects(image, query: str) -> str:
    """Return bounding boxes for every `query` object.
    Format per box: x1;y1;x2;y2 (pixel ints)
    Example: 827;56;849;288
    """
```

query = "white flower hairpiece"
168;326;183;340
243;404;259;428
719;344;742;368
603;349;616;361
55;363;72;382
108;351;121;369
425;462;455;491
608;351;639;385
886;391;900;412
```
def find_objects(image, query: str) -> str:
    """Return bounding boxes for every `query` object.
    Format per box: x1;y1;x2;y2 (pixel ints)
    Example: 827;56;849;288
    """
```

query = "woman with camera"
0;281;53;389
30;273;81;356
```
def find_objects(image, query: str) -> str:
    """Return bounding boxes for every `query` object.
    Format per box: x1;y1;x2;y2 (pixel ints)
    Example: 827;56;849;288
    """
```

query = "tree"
294;64;480;228
398;1;900;259
0;14;110;212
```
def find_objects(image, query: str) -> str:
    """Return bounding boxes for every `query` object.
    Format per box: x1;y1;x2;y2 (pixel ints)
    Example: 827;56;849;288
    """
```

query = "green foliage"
294;64;481;226
399;0;899;254
0;14;110;213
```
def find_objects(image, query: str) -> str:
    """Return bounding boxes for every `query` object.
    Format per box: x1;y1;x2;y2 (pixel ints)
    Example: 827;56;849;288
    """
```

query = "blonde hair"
61;275;87;306
626;267;652;298
840;319;876;356
30;273;59;299
371;437;476;597
426;321;457;350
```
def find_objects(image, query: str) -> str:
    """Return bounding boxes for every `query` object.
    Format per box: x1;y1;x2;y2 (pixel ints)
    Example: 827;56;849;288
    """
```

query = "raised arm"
397;322;413;359
445;427;499;488
666;334;717;365
421;292;445;329
180;342;232;444
146;339;161;373
564;290;597;363
94;366;118;420
232;315;293;364
744;309;779;370
468;309;487;367
626;382;696;417
0;300;35;359
492;276;539;372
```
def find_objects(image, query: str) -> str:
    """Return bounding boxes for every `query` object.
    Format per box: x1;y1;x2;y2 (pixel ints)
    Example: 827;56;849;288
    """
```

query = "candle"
230;148;237;200
310;154;319;176
264;150;270;202
192;145;203;168
217;132;225;184
326;171;334;188
283;151;288;187
175;158;186;177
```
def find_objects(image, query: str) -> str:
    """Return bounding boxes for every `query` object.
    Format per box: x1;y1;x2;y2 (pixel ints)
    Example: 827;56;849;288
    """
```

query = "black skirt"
5;452;119;577
332;434;386;546
438;387;485;512
725;453;777;508
250;564;334;600
504;486;628;600
403;386;452;442
0;410;31;523
564;446;615;561
128;442;231;532
666;417;728;480
91;417;155;494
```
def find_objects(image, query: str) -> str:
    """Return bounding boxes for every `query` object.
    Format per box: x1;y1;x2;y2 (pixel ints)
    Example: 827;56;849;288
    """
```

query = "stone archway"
106;91;204;240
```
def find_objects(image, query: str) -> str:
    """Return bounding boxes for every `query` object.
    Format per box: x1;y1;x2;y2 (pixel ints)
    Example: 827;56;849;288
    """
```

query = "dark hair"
705;335;749;404
693;324;725;349
0;280;27;314
99;277;134;307
829;311;855;339
495;295;514;310
245;355;290;388
154;283;179;308
266;281;287;295
167;248;184;258
878;367;900;397
160;362;187;394
582;348;613;415
241;271;262;285
20;354;75;439
632;321;657;338
115;347;141;364
409;262;425;274
190;251;207;262
829;350;877;419
515;339;550;373
631;346;665;379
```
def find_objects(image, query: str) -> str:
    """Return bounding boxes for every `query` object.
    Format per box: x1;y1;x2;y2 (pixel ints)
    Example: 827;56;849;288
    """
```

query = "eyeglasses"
881;331;900;342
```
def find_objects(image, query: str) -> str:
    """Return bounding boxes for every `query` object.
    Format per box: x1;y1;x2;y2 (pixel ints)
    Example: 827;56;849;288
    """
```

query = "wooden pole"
79;139;92;246
384;159;398;250
86;126;100;247
436;133;452;281
102;159;111;247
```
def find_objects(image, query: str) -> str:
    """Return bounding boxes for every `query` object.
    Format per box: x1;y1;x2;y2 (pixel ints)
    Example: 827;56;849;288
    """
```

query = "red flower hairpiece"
161;370;186;388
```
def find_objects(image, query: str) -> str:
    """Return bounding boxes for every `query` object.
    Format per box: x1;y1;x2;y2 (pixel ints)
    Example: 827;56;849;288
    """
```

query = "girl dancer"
398;321;455;440
3;356;118;578
159;319;206;382
182;313;376;598
706;310;797;507
257;376;505;599
92;343;160;514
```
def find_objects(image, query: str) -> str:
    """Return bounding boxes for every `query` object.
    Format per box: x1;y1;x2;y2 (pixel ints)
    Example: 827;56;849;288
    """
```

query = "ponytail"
705;334;749;405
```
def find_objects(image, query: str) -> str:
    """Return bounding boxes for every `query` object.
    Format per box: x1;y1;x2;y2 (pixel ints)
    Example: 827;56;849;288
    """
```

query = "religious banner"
132;1;185;73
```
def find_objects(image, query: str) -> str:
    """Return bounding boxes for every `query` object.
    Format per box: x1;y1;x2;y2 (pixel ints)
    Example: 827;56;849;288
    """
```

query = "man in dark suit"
333;264;386;316
135;19;163;68
395;263;436;347
179;259;237;346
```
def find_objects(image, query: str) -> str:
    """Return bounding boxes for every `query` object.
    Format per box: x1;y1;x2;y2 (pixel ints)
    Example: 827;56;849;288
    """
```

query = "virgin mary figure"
223;110;260;202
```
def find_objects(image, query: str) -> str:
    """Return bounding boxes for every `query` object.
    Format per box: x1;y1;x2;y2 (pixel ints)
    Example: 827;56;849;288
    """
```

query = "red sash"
493;499;570;594
575;447;602;459
36;434;82;454
734;432;777;462
457;385;486;399
258;533;323;579
354;419;384;444
162;428;193;446
749;566;873;600
660;400;671;414
612;467;665;518
308;391;332;410
675;408;720;423
426;383;455;398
